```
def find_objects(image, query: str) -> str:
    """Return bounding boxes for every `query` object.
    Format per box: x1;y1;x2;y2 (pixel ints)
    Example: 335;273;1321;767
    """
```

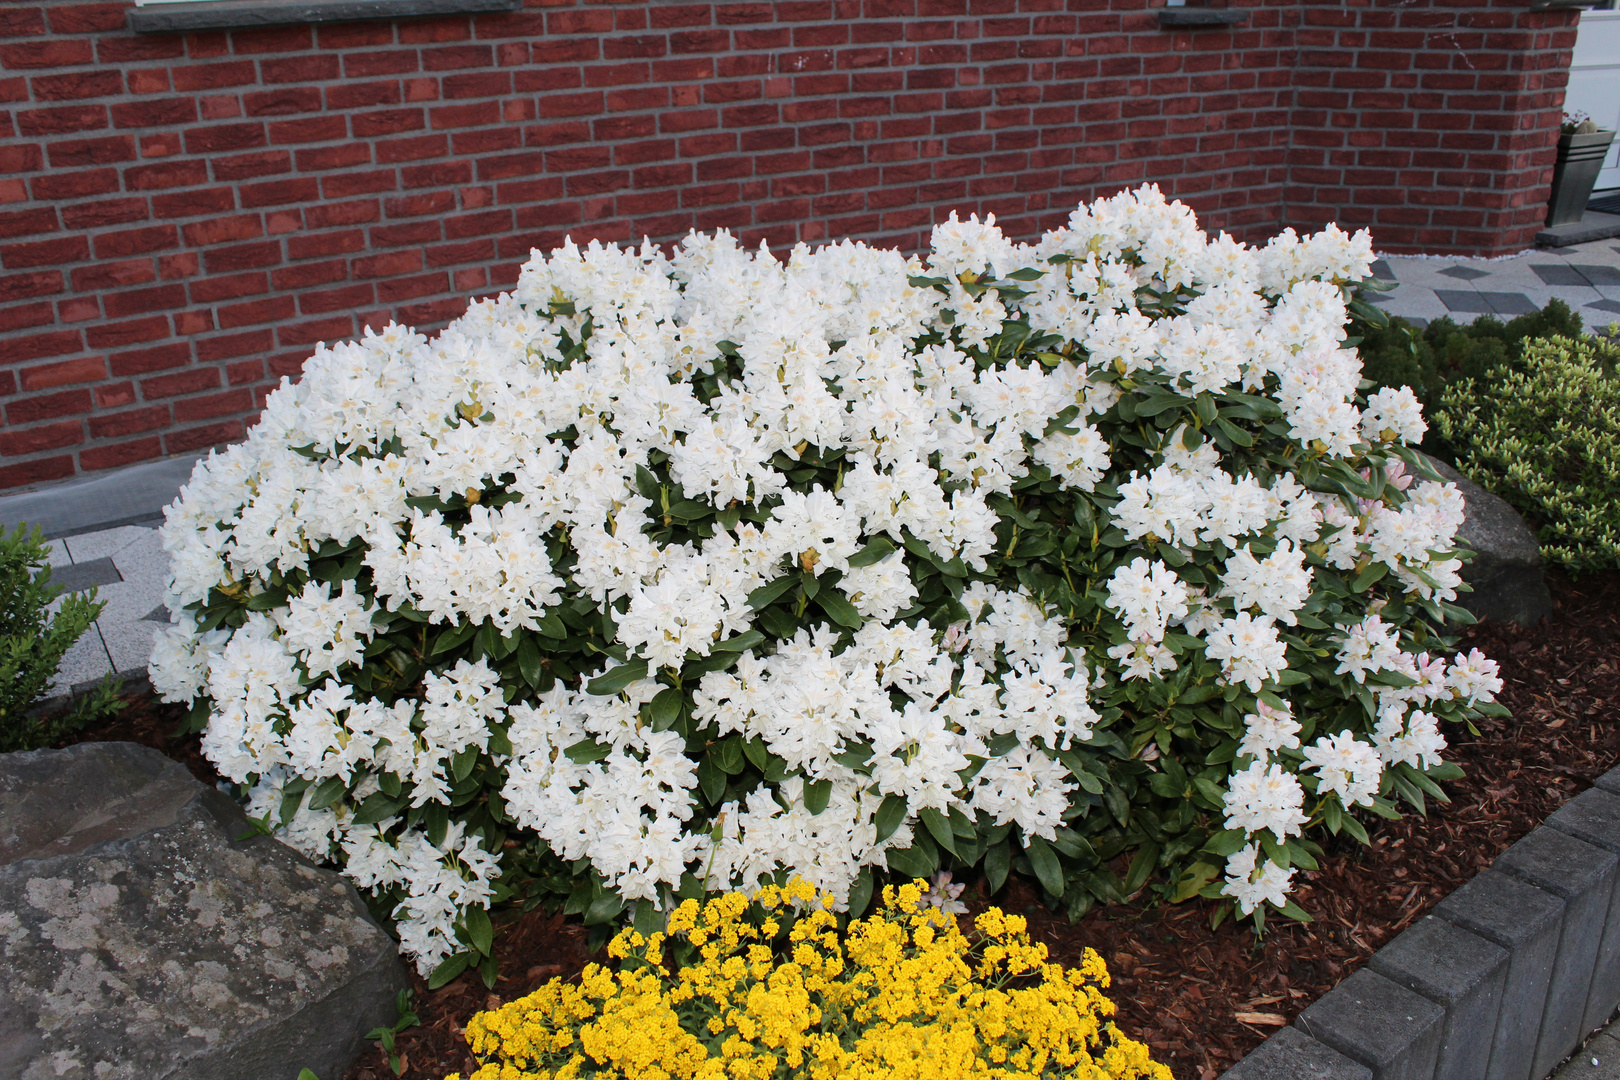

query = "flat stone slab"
0;742;406;1080
1424;455;1552;626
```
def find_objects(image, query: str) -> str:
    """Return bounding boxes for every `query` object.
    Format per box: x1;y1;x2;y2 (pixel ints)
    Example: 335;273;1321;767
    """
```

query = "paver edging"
1221;767;1620;1080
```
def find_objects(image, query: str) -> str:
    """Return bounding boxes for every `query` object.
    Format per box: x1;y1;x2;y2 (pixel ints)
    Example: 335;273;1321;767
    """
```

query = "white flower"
1223;760;1308;841
1238;700;1302;760
1361;385;1426;445
1205;612;1289;692
1221;843;1295;915
1302;731;1383;807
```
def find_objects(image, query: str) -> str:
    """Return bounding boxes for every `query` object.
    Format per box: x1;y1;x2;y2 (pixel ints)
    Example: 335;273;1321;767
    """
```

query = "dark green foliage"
0;523;121;751
1358;299;1585;419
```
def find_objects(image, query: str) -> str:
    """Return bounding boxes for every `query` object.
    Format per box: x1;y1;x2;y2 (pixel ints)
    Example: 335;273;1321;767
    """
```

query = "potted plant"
1547;111;1617;227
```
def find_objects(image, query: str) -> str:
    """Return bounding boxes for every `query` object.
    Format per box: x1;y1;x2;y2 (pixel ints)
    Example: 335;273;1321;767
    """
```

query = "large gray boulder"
1425;456;1553;626
0;742;407;1080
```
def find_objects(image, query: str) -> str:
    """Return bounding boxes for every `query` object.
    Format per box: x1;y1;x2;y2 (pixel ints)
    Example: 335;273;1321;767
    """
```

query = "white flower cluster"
150;185;1495;967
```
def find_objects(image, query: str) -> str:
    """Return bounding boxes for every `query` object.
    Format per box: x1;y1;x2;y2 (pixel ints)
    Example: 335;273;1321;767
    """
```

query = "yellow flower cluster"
444;880;1171;1080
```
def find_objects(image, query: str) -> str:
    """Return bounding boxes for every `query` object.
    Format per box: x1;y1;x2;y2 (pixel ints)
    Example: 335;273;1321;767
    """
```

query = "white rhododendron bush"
151;186;1504;980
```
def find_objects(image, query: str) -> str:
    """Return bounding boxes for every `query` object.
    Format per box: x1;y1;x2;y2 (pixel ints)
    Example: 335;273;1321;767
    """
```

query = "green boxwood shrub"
1359;299;1585;418
1437;334;1620;571
0;523;115;751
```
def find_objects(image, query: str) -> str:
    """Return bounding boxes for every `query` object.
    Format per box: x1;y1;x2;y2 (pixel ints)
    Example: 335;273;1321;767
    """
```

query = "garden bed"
60;566;1619;1080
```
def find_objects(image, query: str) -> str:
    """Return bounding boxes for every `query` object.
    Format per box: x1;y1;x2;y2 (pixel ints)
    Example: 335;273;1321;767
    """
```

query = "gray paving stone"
1535;264;1594;286
1370;258;1396;281
1548;789;1620;1036
1574;264;1620;286
1222;1025;1374;1080
1590;299;1620;315
1370;915;1509;1080
1294;968;1445;1080
1550;1028;1620;1080
1433;289;1497;313
1438;265;1492;280
1495;828;1619;1080
46;556;122;593
1596;766;1620;798
1435;869;1565;1080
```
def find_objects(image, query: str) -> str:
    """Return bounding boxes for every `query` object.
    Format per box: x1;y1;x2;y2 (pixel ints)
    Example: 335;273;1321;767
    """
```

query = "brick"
0;456;75;491
0;420;83;458
88;404;171;440
184;122;267;154
0;207;58;238
181;215;264;247
80;436;164;472
203;241;282;274
60;198;147;230
86;316;169;349
15;355;106;393
16;103;107;136
93;225;179;259
46;135;135;167
0;270;64;302
174;388;253;422
108;342;191;377
109;98;198;128
1547;788;1620;1035
165;420;244;455
70;260;154;291
103;283;187;319
5;387;91;425
140;367;220;399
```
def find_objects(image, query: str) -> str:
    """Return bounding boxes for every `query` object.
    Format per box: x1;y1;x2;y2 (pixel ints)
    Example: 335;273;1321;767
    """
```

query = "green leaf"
1024;835;1065;898
803;777;832;815
742;736;768;771
715;737;747;774
517;634;545;688
746;575;798;611
1351;561;1389;592
873;793;908;844
427;951;472;990
430;621;478;657
813;588;864;630
633;898;666;937
1122;841;1160;896
584;886;625;926
985;839;1011;893
564;737;611;764
649;687;683;731
698;755;726;805
451;744;480;782
887;842;937;879
352;791;407;826
298;1071;322;1080
917;805;958;858
463;904;494;957
586;660;649;695
713;629;764;653
306;775;348;811
846;866;875;918
847;536;897;567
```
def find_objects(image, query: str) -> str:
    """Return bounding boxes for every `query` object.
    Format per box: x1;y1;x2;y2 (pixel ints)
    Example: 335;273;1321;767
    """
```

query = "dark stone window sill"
129;0;520;33
1158;8;1251;27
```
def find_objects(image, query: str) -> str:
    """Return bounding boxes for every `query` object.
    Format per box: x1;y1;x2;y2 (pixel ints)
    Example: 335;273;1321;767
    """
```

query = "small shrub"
0;523;114;750
152;188;1504;979
446;877;1171;1080
1358;299;1585;418
1437;335;1620;571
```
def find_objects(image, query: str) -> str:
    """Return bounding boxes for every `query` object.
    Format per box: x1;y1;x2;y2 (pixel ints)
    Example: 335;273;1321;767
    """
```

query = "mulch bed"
63;567;1620;1080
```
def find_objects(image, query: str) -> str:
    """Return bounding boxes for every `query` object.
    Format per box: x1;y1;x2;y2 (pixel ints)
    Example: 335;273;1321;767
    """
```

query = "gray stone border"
128;0;519;34
1222;767;1620;1080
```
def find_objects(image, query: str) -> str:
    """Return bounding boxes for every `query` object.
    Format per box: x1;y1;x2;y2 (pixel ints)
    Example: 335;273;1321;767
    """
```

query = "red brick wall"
0;0;1575;492
1285;0;1579;254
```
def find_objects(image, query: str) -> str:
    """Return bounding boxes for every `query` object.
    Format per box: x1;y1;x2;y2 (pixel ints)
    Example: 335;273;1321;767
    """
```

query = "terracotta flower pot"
1547;129;1617;227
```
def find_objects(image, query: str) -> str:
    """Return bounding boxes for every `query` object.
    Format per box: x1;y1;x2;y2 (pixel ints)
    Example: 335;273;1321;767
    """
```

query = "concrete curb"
1222;767;1620;1080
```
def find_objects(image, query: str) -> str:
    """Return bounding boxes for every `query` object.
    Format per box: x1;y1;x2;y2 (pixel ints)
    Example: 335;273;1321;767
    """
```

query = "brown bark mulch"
62;567;1620;1080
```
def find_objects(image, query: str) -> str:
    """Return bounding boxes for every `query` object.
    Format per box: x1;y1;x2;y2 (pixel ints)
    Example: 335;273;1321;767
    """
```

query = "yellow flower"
443;878;1171;1080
